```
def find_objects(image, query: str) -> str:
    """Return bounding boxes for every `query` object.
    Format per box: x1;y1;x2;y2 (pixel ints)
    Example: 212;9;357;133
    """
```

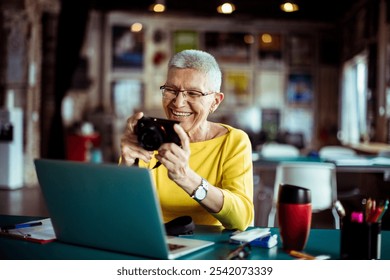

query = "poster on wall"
173;30;199;54
258;33;283;69
286;73;313;105
205;32;251;63
223;69;252;106
288;34;313;67
112;80;143;118
112;25;144;69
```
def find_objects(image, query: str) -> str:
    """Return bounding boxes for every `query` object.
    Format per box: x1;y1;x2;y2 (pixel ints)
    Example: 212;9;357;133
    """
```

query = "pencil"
289;250;316;260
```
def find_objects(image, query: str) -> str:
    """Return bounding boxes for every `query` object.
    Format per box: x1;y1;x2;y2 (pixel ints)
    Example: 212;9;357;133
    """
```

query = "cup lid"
278;184;311;204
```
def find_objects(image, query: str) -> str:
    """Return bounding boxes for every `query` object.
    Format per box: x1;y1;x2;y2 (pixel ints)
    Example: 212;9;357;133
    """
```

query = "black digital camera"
136;116;181;151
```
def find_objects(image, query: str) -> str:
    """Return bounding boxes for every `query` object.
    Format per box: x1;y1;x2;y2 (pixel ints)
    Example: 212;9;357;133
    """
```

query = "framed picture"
112;25;144;69
205;32;251;63
286;73;313;105
173;30;199;54
288;34;313;67
258;33;283;69
223;69;252;106
111;79;143;118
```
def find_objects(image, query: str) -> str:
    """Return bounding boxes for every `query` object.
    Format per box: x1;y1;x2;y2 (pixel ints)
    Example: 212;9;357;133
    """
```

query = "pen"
0;221;42;231
334;200;346;218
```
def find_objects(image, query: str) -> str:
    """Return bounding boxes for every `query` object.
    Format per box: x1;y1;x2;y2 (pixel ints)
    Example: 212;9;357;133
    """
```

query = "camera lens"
138;126;164;151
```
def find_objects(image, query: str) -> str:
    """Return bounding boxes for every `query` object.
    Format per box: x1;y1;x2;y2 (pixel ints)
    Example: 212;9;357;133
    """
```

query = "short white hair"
168;49;222;92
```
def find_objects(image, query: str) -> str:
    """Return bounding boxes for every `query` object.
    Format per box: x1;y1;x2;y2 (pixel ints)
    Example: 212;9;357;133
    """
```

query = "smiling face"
162;68;224;140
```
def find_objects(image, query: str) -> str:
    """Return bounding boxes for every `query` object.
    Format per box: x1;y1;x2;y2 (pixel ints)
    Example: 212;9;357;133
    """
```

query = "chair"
319;145;361;200
268;162;340;229
260;142;300;157
253;142;300;226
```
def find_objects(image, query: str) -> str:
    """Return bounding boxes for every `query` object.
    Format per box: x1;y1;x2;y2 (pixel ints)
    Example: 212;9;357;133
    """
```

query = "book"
0;218;56;244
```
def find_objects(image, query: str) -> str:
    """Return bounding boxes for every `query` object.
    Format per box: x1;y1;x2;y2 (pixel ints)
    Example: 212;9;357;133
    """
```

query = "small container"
340;219;381;260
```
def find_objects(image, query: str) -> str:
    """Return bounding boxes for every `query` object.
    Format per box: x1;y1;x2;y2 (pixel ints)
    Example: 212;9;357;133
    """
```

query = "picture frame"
222;68;252;106
112;25;144;69
286;73;313;105
205;32;251;63
288;34;314;67
173;30;199;54
111;79;144;118
258;33;283;69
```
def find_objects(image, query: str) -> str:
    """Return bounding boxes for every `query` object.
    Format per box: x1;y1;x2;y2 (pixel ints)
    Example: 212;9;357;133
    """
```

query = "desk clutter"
1;214;390;260
339;198;388;260
0;218;56;244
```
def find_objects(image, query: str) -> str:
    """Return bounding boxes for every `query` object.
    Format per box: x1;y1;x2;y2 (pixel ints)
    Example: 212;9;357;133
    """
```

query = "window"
339;52;368;144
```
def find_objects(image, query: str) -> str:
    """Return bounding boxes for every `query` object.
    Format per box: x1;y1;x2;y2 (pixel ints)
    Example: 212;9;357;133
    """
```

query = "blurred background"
0;0;390;227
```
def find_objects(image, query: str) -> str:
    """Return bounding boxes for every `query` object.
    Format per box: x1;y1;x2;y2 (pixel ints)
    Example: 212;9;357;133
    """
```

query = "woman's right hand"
120;112;154;166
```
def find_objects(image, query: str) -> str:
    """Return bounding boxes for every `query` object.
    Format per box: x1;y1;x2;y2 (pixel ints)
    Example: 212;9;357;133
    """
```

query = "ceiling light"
280;1;299;13
261;33;273;44
131;23;143;32
217;2;236;14
149;0;166;13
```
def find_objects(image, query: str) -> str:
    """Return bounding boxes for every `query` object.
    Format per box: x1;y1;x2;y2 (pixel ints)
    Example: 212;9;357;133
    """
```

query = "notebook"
34;159;214;259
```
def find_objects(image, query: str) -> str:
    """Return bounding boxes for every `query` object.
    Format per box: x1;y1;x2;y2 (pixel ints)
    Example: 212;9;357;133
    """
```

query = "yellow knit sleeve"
211;129;254;231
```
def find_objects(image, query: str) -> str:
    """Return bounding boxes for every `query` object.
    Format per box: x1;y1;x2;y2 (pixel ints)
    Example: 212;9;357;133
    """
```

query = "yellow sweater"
139;124;254;231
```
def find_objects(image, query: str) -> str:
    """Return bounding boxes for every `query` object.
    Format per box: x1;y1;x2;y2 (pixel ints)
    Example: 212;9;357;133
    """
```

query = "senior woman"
120;49;253;231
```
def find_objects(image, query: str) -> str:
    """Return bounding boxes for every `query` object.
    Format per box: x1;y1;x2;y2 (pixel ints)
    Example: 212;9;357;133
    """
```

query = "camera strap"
135;158;161;169
152;161;162;169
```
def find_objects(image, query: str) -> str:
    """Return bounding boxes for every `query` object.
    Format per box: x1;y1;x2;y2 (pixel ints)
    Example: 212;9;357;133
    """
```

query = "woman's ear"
211;92;224;113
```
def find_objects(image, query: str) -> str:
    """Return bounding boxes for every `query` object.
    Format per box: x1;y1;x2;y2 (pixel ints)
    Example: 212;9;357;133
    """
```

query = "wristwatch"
191;178;209;201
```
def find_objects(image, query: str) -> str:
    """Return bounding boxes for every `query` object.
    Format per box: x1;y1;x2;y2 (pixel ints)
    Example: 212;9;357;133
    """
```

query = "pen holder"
340;219;381;260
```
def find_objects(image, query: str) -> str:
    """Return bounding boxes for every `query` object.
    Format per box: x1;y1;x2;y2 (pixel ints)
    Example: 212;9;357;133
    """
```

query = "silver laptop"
34;159;214;259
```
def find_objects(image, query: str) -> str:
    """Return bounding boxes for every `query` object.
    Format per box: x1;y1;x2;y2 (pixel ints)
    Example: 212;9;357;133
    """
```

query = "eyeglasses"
160;85;215;102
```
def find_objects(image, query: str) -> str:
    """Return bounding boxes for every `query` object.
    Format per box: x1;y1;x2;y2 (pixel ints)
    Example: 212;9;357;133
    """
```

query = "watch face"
195;187;207;200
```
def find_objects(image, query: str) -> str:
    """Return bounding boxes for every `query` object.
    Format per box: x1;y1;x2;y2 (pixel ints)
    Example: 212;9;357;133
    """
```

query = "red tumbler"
277;184;312;251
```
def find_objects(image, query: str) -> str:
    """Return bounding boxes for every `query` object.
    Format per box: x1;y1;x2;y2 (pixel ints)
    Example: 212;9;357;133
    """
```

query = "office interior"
0;0;390;230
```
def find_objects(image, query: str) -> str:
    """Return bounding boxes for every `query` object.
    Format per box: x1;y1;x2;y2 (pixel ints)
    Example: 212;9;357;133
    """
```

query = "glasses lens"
161;86;209;102
186;91;203;102
161;87;176;100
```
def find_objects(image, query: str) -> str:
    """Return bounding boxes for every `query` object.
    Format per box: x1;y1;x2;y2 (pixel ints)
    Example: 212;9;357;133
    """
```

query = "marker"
0;221;42;231
351;211;363;223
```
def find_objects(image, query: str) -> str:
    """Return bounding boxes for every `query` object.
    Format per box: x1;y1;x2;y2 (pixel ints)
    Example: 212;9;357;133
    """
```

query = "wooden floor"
0;186;49;217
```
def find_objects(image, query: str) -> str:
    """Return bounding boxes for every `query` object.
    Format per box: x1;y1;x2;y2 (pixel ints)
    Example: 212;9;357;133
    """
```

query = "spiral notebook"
34;159;214;259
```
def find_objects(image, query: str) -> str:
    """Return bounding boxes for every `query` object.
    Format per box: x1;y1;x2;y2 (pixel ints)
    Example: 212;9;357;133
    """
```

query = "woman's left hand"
155;124;191;183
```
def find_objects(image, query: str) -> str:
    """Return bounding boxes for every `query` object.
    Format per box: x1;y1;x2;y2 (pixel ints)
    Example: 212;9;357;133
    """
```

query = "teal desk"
1;215;390;260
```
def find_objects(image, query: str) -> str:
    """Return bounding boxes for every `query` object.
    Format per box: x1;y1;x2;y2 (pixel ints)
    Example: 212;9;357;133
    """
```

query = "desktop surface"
1;215;389;260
